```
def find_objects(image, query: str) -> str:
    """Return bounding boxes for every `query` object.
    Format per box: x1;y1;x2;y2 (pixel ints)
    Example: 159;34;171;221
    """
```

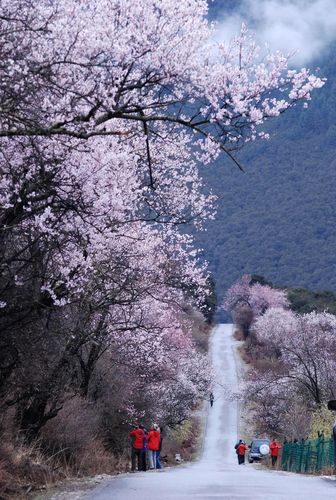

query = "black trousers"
141;450;147;471
238;454;245;464
272;455;278;466
131;448;142;471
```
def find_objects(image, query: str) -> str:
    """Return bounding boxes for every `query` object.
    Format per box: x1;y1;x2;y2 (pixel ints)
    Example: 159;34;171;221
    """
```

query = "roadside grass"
0;433;129;499
0;436;59;499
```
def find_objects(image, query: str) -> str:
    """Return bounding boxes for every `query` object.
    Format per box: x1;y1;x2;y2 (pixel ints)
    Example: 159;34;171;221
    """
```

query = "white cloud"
214;0;336;65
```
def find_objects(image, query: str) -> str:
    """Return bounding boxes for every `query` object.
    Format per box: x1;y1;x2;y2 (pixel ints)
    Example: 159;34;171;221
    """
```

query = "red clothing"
147;430;160;451
270;441;282;457
130;428;145;449
237;443;248;456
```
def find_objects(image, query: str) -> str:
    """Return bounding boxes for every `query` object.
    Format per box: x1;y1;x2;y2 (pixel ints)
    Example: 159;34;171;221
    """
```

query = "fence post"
298;439;305;472
305;441;311;473
282;441;290;471
316;435;321;471
288;441;294;472
292;440;300;473
320;436;325;470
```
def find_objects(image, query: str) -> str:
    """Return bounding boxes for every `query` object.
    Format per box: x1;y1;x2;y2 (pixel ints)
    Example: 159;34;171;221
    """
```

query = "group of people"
130;423;163;472
235;438;282;466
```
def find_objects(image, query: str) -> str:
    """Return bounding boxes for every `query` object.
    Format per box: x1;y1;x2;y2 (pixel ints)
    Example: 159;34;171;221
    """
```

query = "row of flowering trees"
224;276;336;438
0;0;324;454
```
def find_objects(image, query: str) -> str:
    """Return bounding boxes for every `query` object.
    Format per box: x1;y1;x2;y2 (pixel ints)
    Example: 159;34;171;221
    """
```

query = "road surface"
86;324;335;499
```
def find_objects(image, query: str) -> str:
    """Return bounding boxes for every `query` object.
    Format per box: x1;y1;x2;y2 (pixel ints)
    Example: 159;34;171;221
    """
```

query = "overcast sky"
214;0;336;65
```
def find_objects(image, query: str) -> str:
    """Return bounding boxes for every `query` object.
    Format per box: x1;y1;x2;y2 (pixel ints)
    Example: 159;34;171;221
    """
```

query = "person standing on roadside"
270;439;282;466
140;429;148;471
210;392;214;407
235;439;248;465
130;424;145;472
147;424;161;469
156;427;164;469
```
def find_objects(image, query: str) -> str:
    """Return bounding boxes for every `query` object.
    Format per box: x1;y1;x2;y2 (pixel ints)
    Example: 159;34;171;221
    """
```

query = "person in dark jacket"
156;427;164;469
130;424;145;471
210;392;214;407
235;439;248;464
141;430;147;471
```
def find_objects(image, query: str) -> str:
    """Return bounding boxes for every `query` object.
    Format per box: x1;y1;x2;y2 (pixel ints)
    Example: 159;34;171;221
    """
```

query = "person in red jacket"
270;439;282;466
130;424;145;472
234;439;248;465
147;424;161;469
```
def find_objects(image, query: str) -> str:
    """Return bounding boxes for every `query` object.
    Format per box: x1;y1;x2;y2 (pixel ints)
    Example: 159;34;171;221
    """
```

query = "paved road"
86;324;335;499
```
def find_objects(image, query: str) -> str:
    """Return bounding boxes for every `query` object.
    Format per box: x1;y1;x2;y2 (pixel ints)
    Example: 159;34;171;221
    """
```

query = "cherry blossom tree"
95;302;211;427
223;275;289;336
242;308;336;436
254;309;336;404
1;2;324;144
250;283;289;316
223;274;252;311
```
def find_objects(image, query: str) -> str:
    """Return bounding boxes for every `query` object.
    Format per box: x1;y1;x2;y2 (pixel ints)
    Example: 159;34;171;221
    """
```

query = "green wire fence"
280;436;334;474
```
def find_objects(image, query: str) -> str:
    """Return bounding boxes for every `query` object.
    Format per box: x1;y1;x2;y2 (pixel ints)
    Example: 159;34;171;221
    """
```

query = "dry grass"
0;396;131;499
320;465;336;476
0;453;19;499
0;434;129;499
237;343;252;365
233;328;245;342
68;441;129;476
189;310;211;353
0;437;59;499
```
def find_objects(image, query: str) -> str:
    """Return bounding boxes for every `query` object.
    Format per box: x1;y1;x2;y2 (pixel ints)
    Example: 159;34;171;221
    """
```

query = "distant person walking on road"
147;424;161;469
130;424;145;472
235;439;248;465
270;439;282;466
210;392;214;407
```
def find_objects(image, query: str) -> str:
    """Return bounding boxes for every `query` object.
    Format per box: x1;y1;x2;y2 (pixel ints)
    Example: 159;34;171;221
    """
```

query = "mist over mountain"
210;0;336;65
197;1;336;304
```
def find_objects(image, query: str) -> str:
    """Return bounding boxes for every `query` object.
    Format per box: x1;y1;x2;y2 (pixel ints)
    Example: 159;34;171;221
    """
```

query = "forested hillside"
197;2;336;303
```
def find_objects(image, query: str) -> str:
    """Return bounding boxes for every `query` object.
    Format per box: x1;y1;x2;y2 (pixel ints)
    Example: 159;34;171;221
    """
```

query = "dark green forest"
197;2;336;306
208;0;236;19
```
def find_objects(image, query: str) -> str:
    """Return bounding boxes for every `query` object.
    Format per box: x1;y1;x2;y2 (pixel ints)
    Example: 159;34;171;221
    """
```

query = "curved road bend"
86;324;335;500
